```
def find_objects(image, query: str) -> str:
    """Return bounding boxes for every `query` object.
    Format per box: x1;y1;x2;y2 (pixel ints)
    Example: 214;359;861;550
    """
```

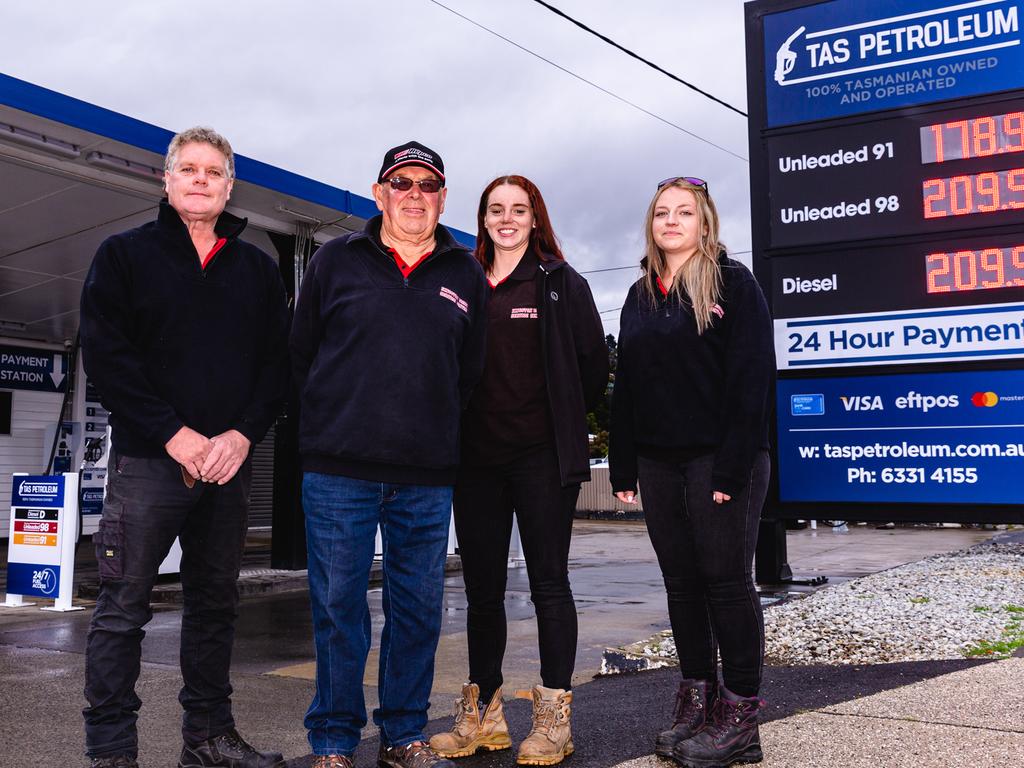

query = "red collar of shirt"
488;274;510;290
201;237;228;270
389;247;432;278
656;275;669;296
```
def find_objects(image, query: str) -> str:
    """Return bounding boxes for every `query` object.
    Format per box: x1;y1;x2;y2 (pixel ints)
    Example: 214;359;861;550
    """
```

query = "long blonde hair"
640;179;724;333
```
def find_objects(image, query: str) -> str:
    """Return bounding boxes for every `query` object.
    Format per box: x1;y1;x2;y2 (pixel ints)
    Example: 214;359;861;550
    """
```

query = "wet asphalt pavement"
0;520;1007;767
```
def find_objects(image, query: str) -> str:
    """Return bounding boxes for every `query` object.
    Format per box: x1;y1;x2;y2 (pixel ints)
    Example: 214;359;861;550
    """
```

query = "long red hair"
475;175;564;270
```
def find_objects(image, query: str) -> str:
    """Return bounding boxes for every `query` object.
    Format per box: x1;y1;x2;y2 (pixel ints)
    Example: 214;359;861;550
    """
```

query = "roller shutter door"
248;423;275;529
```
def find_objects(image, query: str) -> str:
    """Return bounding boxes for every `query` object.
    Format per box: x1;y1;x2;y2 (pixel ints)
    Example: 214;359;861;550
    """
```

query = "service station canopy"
0;73;386;347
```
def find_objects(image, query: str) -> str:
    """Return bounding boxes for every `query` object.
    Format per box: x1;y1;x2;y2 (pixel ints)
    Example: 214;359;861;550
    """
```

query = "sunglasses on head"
657;176;708;191
384;176;444;193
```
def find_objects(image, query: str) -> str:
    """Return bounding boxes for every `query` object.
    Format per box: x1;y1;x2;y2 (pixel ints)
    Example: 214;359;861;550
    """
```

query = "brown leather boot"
429;683;511;758
515;685;573;766
655;678;714;757
672;685;764;767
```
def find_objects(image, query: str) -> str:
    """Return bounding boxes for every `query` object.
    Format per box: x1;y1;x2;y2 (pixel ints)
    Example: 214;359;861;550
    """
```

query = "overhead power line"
531;0;748;118
426;0;747;162
579;250;753;275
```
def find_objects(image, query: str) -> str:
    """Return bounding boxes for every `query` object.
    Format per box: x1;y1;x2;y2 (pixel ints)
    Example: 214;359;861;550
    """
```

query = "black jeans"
83;450;250;759
637;451;769;697
453;444;580;700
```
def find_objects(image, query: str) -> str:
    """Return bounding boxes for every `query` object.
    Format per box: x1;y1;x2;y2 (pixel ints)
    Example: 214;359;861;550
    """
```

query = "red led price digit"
1007;246;1024;280
1004;112;1024;153
927;124;945;162
1008;169;1024;209
973;117;997;157
953;250;978;291
946;120;970;159
926;252;951;293
923;178;946;218
976;172;1000;212
949;175;973;215
978;248;1005;288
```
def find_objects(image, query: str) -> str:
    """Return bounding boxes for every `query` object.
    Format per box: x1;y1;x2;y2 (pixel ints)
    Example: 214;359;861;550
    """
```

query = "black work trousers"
83;450;250;759
637;451;769;697
453;444;580;701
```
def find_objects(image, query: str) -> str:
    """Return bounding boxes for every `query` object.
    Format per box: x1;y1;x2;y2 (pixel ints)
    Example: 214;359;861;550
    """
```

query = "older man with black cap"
290;141;487;768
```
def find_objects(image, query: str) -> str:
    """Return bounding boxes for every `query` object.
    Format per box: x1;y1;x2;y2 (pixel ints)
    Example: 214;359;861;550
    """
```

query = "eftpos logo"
773;3;1019;87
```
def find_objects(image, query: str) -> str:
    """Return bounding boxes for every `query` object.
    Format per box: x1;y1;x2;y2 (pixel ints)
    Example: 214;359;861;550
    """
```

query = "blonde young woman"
609;177;775;768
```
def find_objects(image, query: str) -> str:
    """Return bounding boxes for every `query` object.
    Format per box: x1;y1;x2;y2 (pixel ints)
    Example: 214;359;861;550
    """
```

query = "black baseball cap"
377;141;445;183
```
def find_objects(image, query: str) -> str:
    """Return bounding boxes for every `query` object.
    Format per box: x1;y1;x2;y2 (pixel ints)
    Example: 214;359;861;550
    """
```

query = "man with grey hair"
80;126;289;768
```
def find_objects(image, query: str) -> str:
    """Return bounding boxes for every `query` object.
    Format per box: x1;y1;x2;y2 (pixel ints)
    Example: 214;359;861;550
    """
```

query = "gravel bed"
633;541;1024;667
764;541;1024;664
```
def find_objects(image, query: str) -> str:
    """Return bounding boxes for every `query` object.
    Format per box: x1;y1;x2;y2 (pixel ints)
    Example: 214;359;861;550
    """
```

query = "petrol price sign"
767;96;1024;248
747;0;1024;520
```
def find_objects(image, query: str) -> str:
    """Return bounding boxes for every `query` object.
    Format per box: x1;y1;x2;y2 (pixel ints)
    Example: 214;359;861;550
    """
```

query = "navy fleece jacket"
609;255;775;496
290;216;488;485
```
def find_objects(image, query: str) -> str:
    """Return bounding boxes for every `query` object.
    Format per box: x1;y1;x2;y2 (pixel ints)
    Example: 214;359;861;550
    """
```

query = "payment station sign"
777;369;1024;503
747;0;1024;519
764;0;1024;127
0;344;68;392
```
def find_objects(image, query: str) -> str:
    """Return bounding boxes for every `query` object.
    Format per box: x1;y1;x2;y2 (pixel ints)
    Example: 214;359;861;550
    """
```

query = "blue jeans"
302;472;453;757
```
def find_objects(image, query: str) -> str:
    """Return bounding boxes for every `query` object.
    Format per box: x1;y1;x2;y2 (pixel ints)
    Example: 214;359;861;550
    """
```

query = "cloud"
1;0;754;334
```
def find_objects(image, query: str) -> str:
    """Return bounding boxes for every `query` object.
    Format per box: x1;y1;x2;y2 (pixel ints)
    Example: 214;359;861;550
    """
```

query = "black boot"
654;678;714;757
178;729;285;768
90;757;139;768
671;686;763;768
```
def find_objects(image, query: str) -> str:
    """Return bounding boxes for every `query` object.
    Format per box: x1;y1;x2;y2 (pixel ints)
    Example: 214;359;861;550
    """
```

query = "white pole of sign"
40;472;84;613
3;593;33;608
4;473;35;607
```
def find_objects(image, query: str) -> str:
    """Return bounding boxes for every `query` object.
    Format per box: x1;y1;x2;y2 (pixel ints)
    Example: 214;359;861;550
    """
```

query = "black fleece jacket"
290;216;488;486
535;257;610;485
609;255;775;496
79;201;290;457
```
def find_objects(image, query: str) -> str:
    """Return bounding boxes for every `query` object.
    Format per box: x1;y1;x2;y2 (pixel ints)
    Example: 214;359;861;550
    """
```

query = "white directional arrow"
50;353;65;389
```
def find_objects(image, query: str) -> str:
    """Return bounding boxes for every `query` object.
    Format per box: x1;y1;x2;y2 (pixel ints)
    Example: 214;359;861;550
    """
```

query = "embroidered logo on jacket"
439;286;469;313
510;307;538;319
711;303;724;319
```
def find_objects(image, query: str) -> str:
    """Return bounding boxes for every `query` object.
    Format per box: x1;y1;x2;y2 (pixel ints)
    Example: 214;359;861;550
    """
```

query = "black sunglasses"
657;176;708;192
384;176;444;193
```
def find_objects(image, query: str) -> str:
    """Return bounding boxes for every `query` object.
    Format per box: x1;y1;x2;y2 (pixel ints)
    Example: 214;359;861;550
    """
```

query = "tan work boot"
429;682;511;758
515;685;574;765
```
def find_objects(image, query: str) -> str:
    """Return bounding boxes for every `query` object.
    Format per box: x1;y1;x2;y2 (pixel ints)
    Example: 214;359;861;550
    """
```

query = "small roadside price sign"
4;473;83;611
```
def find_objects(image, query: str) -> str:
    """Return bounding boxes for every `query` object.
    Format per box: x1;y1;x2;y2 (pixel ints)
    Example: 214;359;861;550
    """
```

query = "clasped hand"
165;426;251;485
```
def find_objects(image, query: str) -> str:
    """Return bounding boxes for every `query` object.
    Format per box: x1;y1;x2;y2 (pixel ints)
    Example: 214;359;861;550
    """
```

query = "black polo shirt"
462;251;552;465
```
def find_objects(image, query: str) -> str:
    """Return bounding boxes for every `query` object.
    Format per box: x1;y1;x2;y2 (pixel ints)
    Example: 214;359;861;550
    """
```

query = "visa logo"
840;395;883;411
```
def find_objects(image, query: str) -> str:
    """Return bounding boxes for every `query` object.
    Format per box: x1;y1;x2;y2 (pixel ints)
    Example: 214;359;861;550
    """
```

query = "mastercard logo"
970;391;998;407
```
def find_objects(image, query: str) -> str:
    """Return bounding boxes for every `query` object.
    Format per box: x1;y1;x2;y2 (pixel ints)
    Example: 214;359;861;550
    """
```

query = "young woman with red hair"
430;175;607;766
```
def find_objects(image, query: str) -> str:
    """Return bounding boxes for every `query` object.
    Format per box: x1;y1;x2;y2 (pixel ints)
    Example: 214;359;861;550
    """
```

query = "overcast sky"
0;0;754;335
